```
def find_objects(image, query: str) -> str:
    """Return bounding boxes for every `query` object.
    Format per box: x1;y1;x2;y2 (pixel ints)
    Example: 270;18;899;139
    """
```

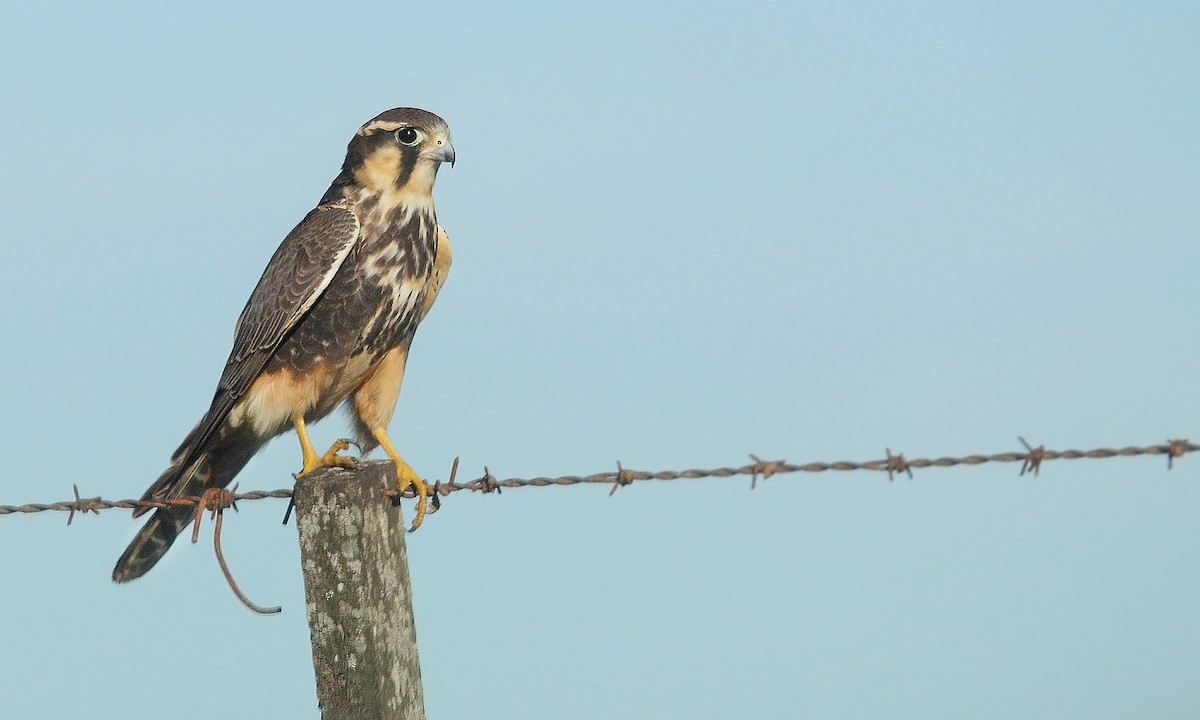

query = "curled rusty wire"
189;486;280;615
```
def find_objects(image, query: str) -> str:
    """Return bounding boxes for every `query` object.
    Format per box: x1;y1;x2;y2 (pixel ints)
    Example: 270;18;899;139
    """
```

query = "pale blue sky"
1;2;1197;718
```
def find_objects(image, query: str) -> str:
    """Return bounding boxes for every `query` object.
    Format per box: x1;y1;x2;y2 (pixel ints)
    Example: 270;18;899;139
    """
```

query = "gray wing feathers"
169;205;360;466
226;205;360;386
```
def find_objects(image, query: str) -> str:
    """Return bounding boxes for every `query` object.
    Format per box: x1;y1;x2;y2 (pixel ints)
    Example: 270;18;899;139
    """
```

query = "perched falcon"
113;108;455;583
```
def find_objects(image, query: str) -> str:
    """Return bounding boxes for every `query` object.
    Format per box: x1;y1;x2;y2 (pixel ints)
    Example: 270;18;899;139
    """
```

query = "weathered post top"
293;461;425;720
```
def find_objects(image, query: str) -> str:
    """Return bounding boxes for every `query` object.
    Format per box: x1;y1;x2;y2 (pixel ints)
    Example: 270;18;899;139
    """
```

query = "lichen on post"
293;461;425;720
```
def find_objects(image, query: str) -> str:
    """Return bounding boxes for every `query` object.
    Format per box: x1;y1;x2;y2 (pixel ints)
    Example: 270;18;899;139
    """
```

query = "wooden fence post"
293;461;425;720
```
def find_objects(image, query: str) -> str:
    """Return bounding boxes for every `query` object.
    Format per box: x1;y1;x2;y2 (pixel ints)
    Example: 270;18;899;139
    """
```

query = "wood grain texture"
294;462;425;720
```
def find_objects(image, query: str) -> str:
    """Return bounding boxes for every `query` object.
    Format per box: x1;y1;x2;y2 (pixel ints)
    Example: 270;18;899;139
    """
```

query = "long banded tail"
112;458;205;583
112;502;196;583
113;425;263;583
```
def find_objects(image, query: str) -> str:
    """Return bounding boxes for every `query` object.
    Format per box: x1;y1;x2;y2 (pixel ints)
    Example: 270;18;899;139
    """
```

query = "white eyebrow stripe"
358;120;407;135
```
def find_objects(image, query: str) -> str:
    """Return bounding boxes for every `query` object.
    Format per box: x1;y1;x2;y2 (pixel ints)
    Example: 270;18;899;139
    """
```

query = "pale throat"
351;150;438;220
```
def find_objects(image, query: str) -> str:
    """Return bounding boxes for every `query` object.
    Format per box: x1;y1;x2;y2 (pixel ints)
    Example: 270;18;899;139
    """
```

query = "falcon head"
321;107;454;205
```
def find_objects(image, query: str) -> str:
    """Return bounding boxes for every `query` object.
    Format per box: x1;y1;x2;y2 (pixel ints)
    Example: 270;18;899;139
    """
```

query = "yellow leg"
292;415;358;478
369;426;428;532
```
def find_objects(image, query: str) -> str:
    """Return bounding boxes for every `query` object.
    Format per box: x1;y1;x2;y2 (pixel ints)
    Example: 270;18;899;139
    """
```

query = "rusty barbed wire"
0;489;296;519
2;438;1195;520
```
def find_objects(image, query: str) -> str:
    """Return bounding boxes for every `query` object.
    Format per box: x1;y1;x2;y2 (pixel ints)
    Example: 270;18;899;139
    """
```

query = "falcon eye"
395;127;420;146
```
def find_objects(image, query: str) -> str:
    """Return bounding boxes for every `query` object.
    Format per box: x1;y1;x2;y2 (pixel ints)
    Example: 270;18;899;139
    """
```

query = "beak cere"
434;140;456;168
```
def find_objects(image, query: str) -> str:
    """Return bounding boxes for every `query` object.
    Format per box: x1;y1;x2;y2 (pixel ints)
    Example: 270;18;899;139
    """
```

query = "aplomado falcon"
113;108;454;583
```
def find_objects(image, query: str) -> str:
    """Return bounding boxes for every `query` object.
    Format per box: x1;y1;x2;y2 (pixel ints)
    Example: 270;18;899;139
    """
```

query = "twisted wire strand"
1;439;1193;520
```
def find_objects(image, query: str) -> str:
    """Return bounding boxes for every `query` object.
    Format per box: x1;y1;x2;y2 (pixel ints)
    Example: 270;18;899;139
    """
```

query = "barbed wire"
2;437;1195;521
4;437;1191;614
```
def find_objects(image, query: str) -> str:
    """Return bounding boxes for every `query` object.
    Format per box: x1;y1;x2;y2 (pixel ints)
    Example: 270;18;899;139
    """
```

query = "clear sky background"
0;2;1197;718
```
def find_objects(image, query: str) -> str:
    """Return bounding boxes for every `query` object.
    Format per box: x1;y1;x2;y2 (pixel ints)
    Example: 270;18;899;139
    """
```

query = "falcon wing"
171;204;361;465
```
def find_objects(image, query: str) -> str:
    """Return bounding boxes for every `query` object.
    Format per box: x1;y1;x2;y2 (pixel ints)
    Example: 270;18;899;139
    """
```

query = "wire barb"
1018;436;1045;477
428;457;460;513
192;486;238;544
609;461;636;496
67;484;103;526
885;449;913;482
749;454;784;490
476;466;501;494
1166;439;1189;470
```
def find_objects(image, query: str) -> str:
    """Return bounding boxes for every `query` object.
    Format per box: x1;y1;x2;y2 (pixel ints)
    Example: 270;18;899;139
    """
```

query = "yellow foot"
294;438;359;479
395;461;429;532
